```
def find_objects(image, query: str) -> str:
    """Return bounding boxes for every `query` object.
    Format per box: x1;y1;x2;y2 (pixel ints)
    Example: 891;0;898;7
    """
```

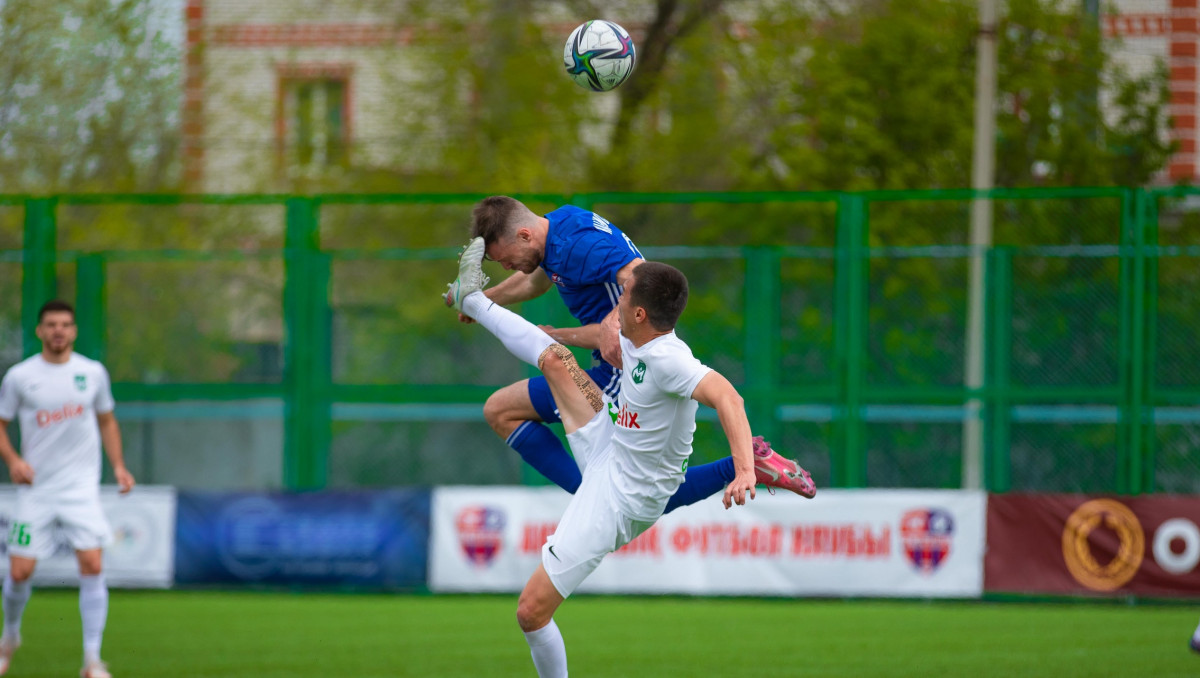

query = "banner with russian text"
0;486;176;588
429;487;986;597
985;494;1200;596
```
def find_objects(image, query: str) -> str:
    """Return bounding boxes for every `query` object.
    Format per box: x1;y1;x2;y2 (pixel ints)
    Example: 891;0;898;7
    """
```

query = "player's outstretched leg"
752;436;816;498
662;459;736;514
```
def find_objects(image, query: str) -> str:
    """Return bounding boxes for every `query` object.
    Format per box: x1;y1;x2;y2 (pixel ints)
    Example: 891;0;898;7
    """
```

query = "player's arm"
0;419;32;485
485;269;553;305
598;258;643;367
536;323;603;350
690;371;756;509
96;411;135;493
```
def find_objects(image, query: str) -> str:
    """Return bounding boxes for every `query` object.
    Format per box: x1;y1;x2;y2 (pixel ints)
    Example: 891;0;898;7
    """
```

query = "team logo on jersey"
455;506;506;567
74;374;86;391
631;360;646;384
900;508;955;574
550;272;564;286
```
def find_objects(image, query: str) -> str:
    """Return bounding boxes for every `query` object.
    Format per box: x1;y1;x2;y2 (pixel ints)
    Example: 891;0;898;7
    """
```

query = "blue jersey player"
451;196;815;509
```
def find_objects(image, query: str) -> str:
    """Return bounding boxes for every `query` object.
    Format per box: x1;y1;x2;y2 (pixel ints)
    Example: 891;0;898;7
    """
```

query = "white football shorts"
6;491;112;560
542;410;656;598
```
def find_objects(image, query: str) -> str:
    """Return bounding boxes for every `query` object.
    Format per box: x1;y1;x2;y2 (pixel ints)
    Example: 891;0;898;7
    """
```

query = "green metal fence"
1;188;1197;494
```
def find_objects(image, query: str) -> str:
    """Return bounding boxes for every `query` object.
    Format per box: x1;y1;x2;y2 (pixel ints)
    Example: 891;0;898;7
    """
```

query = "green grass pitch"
9;589;1197;677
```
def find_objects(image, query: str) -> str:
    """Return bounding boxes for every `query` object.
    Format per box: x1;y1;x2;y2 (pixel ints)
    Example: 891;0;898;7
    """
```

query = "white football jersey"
0;353;114;498
608;331;711;520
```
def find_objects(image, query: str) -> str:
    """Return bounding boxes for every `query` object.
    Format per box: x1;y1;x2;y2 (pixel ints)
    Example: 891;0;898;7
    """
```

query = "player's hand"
599;313;622;368
6;459;33;485
722;470;757;509
114;466;135;494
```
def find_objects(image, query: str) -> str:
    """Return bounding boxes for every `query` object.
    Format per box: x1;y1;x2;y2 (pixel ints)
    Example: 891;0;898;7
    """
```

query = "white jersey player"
0;300;134;678
447;245;758;678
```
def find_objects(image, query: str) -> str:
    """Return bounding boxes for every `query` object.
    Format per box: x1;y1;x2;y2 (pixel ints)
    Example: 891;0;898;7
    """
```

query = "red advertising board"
985;494;1200;596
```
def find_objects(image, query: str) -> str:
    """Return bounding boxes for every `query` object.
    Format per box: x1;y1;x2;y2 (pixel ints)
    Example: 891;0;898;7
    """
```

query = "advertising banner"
0;485;176;588
430;487;986;597
986;494;1200;596
175;489;430;588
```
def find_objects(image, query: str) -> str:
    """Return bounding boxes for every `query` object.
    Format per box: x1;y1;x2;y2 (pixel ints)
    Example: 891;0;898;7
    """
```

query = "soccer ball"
563;20;636;92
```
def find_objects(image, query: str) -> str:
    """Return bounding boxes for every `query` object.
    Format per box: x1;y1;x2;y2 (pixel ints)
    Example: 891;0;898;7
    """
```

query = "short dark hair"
470;196;525;244
629;262;688;331
37;300;75;323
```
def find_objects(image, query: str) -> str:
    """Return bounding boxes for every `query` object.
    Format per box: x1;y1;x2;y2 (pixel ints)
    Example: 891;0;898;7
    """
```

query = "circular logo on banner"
1061;499;1144;591
1152;518;1200;575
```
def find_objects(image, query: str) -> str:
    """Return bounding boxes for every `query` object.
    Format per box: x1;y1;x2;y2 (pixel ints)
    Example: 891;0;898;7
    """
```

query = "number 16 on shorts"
7;522;30;547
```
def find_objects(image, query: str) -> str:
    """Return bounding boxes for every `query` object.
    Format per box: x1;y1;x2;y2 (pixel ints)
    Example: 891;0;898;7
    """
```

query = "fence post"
834;194;867;488
1138;189;1158;492
283;197;331;490
744;247;780;445
985;247;1012;492
75;254;107;362
1118;188;1149;494
21;197;57;357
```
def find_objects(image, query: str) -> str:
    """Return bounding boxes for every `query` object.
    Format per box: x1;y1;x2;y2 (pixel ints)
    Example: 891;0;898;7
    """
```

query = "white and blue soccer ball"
563;20;636;92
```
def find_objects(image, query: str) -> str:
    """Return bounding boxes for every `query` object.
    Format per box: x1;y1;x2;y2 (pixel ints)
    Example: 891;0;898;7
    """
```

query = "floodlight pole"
964;0;997;491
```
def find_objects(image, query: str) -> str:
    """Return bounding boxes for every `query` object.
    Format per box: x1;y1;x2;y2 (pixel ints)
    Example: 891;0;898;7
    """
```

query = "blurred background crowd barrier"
1;188;1198;495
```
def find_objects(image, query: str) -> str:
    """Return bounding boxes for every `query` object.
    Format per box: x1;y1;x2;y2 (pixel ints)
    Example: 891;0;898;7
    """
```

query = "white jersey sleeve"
0;370;18;421
94;364;115;415
648;345;711;401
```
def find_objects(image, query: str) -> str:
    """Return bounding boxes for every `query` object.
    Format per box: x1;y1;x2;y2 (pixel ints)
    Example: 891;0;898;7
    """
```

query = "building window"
277;65;352;169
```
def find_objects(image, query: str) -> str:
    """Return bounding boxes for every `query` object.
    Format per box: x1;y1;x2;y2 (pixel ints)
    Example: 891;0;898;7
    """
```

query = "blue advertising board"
175;489;430;588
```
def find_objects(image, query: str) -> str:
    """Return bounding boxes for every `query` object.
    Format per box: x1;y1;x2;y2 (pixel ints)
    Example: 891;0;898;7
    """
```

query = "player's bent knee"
538;344;603;415
515;597;552;633
76;550;103;576
8;558;36;582
481;391;508;428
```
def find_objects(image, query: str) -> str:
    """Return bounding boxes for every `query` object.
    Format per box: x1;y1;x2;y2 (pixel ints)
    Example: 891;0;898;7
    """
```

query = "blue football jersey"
541;205;643;361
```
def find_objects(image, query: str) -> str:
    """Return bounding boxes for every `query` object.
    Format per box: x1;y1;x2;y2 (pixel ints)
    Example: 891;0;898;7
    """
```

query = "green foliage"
0;0;180;192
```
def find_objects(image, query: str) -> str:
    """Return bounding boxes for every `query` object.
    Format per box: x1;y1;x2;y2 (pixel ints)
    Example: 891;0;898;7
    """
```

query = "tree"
0;0;180;192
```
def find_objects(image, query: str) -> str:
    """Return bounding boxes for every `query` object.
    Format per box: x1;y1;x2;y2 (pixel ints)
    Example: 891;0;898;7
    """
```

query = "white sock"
463;291;556;368
1193;617;1200;642
523;618;567;678
1;574;31;640
79;574;108;662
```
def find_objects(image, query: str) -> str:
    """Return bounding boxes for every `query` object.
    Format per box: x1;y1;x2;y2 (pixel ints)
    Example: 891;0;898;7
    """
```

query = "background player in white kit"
447;240;757;678
0;300;134;678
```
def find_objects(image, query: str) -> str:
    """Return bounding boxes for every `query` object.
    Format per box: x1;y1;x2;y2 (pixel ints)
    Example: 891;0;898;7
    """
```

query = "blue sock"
663;457;737;514
508;421;582;493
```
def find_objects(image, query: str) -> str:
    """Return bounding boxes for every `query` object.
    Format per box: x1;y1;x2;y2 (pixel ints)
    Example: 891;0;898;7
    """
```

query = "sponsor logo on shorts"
36;403;85;428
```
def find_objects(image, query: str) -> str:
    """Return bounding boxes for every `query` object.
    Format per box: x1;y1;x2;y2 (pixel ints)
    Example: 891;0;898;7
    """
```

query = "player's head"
470;196;544;274
620;262;688;335
36;299;77;355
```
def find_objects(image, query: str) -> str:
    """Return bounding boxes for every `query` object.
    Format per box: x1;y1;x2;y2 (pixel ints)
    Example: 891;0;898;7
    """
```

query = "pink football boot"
752;435;817;498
